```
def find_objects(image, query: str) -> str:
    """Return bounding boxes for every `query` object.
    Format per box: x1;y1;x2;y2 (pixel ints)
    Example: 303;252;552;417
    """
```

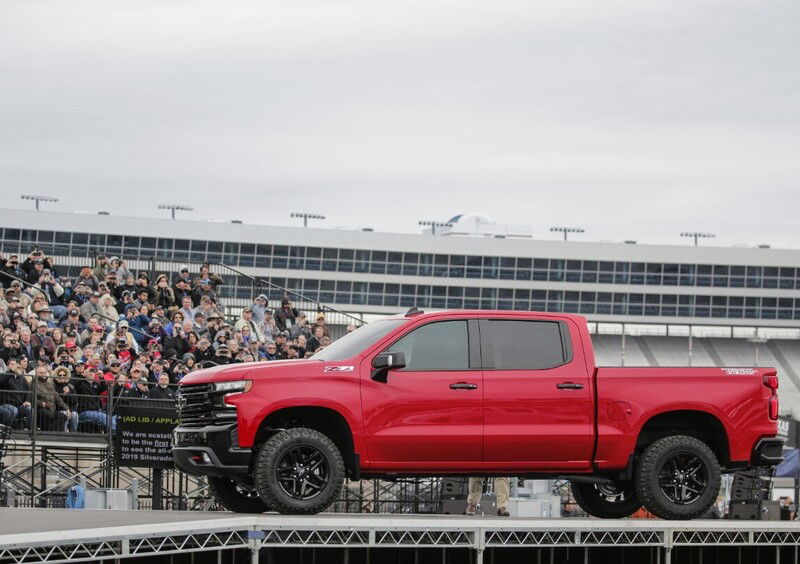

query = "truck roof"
390;308;588;324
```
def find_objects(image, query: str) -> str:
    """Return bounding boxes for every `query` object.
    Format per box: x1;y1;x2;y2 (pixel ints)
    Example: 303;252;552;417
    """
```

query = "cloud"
1;0;798;247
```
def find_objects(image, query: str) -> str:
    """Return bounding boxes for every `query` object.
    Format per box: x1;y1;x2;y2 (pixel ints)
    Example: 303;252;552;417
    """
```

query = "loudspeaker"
440;499;468;515
729;501;760;520
440;478;468;499
729;500;781;520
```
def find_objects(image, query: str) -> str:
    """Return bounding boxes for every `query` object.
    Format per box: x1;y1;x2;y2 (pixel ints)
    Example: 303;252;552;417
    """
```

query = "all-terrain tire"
635;435;721;520
571;481;641;519
207;476;268;513
254;427;345;515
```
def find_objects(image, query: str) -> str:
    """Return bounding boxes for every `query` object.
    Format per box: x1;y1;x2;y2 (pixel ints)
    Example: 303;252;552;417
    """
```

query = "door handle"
450;382;478;390
556;381;584;390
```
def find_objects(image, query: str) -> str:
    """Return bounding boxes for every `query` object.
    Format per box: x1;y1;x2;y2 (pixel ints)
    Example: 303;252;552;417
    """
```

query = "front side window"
387;320;469;371
485;320;567;370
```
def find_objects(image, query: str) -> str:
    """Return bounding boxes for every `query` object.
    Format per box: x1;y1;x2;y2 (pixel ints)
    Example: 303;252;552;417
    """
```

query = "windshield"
312;319;409;362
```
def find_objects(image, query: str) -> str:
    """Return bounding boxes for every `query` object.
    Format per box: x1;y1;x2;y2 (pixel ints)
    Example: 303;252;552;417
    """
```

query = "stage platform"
1;508;799;563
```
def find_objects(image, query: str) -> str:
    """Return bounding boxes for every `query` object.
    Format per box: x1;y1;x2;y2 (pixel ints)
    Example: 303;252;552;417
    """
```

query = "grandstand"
2;207;799;414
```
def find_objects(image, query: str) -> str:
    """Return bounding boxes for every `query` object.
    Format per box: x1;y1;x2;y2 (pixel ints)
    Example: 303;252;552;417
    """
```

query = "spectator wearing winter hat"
274;299;299;332
152;274;175;309
110;257;133;282
53;365;79;432
135;272;156;302
91;255;110;281
99;295;118;326
114;274;137;301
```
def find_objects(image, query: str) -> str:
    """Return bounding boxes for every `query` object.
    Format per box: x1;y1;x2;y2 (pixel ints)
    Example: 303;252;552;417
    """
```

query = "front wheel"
207;476;268;513
635;435;721;520
571;481;641;518
254;427;345;515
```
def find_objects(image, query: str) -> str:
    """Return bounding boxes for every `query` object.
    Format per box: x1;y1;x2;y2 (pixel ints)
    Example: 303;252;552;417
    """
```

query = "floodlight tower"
550;226;585;241
418;220;453;235
680;232;715;247
291;212;326;228
158;204;194;220
21;194;58;211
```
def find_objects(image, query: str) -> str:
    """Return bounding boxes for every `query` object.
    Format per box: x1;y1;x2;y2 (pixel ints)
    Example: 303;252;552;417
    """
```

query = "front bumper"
172;422;252;480
752;437;785;466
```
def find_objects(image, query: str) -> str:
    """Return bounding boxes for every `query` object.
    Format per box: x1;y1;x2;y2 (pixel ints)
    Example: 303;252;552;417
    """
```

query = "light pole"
290;212;326;228
418;220;453;235
21;194;58;211
157;204;193;220
550;226;585;241
680;232;715;247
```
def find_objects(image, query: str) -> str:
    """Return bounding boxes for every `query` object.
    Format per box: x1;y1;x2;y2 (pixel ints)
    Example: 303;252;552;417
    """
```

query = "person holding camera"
31;269;67;321
0;254;23;287
21;249;56;285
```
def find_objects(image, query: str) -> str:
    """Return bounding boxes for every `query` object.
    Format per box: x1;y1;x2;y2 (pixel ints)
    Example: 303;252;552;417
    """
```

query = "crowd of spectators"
0;248;346;434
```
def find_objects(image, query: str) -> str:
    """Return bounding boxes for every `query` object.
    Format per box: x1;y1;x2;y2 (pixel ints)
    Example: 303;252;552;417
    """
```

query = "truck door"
480;317;594;470
360;318;484;470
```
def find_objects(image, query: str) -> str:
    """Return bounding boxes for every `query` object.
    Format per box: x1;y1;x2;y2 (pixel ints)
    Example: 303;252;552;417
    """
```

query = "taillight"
763;374;779;390
769;396;779;420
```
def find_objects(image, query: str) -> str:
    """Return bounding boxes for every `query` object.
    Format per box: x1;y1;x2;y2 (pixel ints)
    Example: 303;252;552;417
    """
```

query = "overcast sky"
1;1;799;248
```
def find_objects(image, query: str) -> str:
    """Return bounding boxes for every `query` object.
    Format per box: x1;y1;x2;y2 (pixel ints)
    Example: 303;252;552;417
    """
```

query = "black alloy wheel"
254;427;345;514
657;451;708;505
276;444;330;500
635;434;721;520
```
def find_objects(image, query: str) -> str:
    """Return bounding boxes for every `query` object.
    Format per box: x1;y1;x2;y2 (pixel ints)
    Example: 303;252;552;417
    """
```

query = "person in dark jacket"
148;373;175;402
273;299;299;332
152;274;175;309
0;254;23;288
53;365;78;432
0;357;32;428
73;367;108;429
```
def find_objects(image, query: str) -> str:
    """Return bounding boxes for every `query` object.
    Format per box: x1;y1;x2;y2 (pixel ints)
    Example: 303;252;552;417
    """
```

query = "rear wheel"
635;435;721;520
571;481;641;518
254;427;345;515
207;476;268;513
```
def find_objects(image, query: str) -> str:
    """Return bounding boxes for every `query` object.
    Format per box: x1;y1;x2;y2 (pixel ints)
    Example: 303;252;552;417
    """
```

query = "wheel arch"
634;409;730;467
253;406;359;479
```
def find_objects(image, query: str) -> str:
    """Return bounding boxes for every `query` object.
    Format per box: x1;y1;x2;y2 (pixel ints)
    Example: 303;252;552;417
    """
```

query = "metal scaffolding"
1;510;800;564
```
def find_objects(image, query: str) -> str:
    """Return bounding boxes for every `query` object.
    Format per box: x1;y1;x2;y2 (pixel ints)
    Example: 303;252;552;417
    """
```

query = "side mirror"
371;351;406;382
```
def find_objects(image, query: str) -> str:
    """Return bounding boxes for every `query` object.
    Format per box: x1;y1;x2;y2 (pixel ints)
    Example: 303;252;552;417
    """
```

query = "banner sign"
114;405;179;468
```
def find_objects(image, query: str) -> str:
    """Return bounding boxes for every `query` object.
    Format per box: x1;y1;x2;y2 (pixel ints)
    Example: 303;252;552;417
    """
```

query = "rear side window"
387;320;469;371
484;320;568;370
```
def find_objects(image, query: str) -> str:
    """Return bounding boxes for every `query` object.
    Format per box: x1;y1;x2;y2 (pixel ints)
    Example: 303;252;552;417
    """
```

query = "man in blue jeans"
72;366;108;431
0;357;32;428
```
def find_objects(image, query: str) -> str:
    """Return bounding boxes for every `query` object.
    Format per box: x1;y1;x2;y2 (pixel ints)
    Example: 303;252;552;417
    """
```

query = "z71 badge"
324;366;354;372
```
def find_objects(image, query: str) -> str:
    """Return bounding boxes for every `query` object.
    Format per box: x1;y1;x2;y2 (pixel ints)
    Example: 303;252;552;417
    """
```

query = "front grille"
177;382;215;425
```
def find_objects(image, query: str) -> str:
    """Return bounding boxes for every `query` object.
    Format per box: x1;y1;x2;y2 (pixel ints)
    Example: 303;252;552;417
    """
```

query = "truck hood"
180;359;323;384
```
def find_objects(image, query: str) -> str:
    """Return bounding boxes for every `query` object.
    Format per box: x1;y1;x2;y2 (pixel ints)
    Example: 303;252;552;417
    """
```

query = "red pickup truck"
173;309;783;519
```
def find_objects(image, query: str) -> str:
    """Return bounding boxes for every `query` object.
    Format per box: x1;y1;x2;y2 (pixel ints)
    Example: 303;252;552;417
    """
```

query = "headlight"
214;380;251;393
